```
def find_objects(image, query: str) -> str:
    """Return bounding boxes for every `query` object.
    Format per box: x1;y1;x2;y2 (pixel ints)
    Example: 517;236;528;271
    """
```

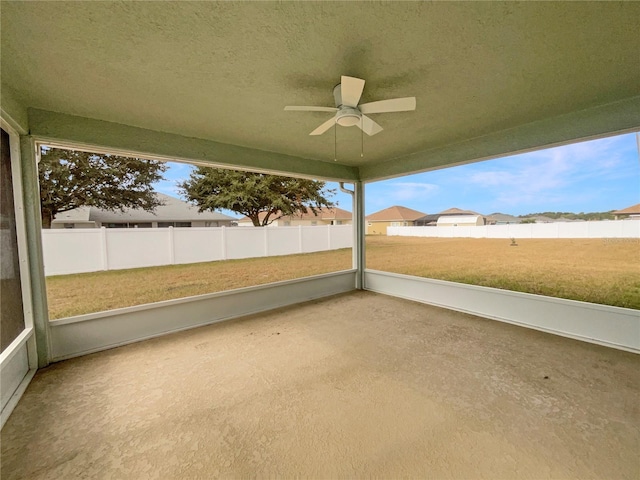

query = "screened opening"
0;128;26;352
38;146;353;320
365;133;640;310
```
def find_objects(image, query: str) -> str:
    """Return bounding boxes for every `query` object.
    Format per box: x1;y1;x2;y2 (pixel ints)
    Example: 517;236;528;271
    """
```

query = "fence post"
168;226;175;265
327;224;331;250
221;226;227;260
99;227;108;271
298;225;303;253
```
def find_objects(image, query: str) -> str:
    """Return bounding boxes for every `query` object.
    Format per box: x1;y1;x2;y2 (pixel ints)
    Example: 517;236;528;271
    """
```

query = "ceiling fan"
284;75;416;136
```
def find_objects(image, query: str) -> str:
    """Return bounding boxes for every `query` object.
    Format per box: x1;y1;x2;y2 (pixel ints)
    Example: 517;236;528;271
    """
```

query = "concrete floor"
2;291;638;479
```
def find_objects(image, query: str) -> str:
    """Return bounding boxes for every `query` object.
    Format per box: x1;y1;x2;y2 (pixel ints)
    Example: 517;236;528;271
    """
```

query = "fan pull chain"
361;117;364;157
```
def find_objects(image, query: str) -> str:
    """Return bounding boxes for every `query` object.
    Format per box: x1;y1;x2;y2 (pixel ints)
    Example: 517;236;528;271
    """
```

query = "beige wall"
367;221;391;235
283;219;329;227
367;221;414;235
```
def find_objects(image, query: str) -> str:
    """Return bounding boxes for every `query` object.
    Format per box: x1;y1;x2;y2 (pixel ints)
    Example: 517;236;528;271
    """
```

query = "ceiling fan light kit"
335;108;361;127
285;75;416;138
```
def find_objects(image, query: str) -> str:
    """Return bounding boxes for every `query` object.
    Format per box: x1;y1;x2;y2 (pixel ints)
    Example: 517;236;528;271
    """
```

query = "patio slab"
2;291;638;479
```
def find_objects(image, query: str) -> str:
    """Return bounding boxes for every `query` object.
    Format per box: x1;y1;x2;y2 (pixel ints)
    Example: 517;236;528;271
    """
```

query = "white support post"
298;225;303;253
327;224;331;251
354;181;365;289
19;135;51;367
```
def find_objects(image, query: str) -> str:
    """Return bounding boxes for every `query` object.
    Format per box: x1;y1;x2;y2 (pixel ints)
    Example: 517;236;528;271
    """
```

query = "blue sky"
154;132;639;217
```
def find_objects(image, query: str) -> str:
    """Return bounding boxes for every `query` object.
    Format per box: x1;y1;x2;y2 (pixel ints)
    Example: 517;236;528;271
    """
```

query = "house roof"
415;208;485;224
366;206;426;222
53;206;92;223
239;207;352;224
486;213;521;224
2;3;638;183
53;193;237;223
295;207;352;221
414;214;440;225
612;203;640;215
438;207;483;216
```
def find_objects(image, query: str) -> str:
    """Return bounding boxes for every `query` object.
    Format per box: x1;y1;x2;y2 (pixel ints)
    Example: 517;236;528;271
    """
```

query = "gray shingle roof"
366;206;426;222
54;193;237;223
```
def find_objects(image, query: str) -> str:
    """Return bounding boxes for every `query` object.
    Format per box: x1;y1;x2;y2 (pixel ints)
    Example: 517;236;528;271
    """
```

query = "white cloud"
383;182;440;202
466;134;639;207
366;181;439;212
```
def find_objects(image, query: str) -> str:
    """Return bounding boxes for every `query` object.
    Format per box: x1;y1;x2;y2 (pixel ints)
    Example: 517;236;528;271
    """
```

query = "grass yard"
367;236;640;309
45;237;640;319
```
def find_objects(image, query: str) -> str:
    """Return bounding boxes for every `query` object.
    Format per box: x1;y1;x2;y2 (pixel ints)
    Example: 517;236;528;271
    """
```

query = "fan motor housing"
333;83;362;126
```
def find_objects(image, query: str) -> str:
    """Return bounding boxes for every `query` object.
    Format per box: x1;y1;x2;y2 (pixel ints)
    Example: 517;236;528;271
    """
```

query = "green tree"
38;148;167;228
179;168;335;227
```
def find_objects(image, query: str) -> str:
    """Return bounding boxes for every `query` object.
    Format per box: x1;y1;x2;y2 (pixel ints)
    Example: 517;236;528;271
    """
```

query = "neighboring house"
237;207;352;227
415;207;487;226
486;213;521;225
525;215;556;224
365;205;426;235
51;193;237;228
612;203;640;220
437;215;484;227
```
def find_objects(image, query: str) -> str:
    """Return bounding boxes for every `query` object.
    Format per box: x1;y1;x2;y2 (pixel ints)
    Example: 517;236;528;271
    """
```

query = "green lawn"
45;237;640;319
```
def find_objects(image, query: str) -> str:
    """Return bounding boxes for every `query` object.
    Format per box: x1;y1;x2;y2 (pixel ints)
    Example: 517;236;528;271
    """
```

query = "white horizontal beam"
28;109;359;182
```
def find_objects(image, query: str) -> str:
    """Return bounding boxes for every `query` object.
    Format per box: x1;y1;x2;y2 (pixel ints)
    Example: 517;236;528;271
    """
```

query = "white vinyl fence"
42;225;353;276
388;220;640;239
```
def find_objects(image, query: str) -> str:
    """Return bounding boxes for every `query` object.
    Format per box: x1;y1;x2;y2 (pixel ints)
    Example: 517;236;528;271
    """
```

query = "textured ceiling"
2;2;639;176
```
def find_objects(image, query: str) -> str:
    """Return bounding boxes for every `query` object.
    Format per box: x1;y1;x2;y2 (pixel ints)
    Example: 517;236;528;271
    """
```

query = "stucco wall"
367;221;412;235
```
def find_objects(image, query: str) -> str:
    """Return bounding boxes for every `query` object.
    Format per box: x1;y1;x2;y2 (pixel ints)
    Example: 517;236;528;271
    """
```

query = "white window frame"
0;118;38;427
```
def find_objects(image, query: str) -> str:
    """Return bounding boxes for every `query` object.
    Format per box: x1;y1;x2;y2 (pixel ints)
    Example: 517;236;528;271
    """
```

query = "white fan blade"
284;106;338;112
359;97;416;114
310;117;336;136
358;115;383;136
340;76;365;107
